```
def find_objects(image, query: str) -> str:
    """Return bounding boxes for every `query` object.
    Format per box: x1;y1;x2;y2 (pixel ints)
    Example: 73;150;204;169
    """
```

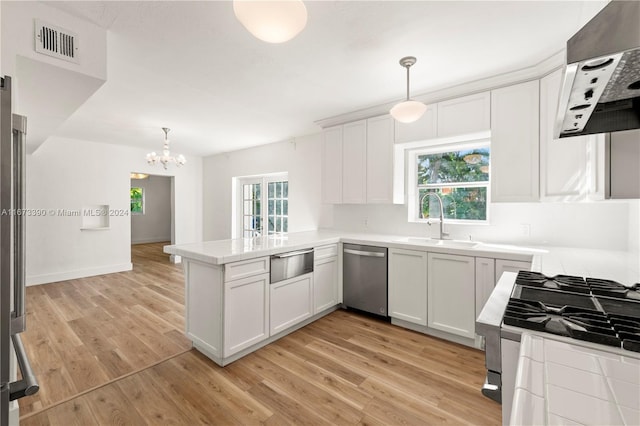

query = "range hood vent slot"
34;19;79;64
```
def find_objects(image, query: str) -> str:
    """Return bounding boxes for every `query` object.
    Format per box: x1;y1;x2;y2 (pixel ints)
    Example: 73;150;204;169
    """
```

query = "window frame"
130;187;145;215
233;172;289;239
407;140;491;225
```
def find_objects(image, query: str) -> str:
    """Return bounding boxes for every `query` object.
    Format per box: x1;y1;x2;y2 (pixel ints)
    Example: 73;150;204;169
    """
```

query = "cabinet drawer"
314;244;338;260
224;256;270;282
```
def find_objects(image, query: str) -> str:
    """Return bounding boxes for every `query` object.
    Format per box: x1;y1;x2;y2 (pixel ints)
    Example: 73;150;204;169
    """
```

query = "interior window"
130;187;144;215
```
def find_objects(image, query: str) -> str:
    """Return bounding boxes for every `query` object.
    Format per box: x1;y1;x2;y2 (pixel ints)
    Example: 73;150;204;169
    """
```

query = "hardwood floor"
19;243;501;425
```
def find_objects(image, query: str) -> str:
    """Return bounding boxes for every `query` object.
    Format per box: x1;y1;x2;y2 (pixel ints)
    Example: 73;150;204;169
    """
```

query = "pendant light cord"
406;64;411;101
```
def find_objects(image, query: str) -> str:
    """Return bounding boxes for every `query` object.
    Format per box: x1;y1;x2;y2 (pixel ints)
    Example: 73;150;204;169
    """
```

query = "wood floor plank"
19;242;501;425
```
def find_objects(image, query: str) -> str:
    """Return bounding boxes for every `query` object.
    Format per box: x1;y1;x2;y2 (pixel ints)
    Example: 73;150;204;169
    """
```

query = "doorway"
130;174;175;250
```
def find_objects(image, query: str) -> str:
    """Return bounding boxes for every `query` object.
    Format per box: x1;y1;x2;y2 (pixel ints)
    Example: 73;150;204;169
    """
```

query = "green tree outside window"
131;187;144;214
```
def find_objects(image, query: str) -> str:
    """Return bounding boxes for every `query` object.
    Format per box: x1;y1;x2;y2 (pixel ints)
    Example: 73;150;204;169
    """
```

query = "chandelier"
390;56;427;124
146;127;186;170
233;0;307;44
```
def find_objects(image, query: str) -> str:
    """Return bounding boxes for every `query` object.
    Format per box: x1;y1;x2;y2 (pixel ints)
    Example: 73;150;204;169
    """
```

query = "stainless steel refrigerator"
0;76;39;426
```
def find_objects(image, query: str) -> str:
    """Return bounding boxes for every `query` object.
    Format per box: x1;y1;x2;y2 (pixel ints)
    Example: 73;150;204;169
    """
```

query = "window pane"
276;217;282;232
255;216;261;231
268;182;275;198
268;217;275;232
255;200;260;215
418;187;487;221
276;200;282;215
417;147;490;185
283;200;288;216
283;217;288;232
268;200;274;215
283;182;288;197
255;184;261;199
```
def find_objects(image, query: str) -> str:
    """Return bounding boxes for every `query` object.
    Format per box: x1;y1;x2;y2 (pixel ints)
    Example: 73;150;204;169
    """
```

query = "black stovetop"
504;271;640;353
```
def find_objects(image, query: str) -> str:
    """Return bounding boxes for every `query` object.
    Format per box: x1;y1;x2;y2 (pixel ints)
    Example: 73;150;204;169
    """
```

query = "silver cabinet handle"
272;249;314;258
11;114;26;334
344;248;385;258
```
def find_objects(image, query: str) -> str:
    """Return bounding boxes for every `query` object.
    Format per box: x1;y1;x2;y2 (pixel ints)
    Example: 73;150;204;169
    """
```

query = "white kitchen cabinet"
475;257;496;320
427;252;475;338
388;248;428;325
495;259;532;281
491;80;540;202
437;91;491;138
223;272;270;357
366;115;395;203
270;273;313;336
394;103;437;143
342;120;367;204
321;126;343;204
313;255;338;314
224;256;269;282
540;69;604;201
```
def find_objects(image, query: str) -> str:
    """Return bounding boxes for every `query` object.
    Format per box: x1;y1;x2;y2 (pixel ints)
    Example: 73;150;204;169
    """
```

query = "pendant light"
233;0;308;44
390;56;427;123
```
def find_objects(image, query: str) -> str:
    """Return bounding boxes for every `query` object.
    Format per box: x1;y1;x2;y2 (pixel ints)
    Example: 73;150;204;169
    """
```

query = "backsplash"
330;201;635;251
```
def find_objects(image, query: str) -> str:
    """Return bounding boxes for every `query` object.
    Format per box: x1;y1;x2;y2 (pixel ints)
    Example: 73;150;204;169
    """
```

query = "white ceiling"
45;0;608;157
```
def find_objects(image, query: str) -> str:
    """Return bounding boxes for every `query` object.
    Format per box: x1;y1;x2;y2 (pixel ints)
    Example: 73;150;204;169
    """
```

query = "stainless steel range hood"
556;0;640;138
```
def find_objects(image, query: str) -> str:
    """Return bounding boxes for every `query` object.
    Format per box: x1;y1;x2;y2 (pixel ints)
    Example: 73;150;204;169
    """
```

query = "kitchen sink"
394;237;479;249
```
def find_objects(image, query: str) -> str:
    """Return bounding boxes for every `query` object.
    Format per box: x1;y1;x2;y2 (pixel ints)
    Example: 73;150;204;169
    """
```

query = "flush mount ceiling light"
130;173;149;179
146;128;186;170
233;0;307;43
390;56;427;124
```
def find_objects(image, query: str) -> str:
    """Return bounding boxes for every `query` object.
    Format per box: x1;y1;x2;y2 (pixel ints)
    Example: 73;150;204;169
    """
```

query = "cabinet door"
366;115;394;204
313;257;338;314
224;273;269;357
389;248;428;325
342;120;367;204
428;253;475;338
437;92;490;138
322;126;343;204
270;273;313;335
475;257;496;321
394;104;437;143
491;81;540;202
495;259;531;281
540;69;591;201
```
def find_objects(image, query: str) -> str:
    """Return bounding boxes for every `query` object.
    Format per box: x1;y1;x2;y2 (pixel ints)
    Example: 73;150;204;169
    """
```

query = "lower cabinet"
388;248;428;326
270;273;313;336
223;273;270;358
427;252;476;339
475;257;496;320
496;259;532;281
313;256;338;314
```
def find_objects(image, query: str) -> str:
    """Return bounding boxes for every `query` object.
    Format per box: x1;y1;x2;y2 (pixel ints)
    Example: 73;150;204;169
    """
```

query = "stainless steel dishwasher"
343;244;388;317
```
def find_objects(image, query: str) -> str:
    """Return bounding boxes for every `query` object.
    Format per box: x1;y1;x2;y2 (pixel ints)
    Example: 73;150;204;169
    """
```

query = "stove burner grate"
608;314;640;353
586;278;640;301
515;271;590;294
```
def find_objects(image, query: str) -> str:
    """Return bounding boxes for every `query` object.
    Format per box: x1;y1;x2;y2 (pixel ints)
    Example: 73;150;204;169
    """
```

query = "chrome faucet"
419;192;449;240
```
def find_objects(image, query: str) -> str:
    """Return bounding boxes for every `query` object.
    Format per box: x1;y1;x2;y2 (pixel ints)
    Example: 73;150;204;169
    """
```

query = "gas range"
504;271;640;353
475;270;640;414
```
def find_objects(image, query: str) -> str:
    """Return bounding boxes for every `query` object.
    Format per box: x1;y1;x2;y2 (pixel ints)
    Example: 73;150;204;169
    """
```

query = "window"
235;173;288;238
130;187;144;214
410;144;490;223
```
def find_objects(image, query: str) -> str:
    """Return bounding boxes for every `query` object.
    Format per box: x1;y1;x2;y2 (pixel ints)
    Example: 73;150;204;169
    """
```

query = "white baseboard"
26;263;133;286
131;238;171;245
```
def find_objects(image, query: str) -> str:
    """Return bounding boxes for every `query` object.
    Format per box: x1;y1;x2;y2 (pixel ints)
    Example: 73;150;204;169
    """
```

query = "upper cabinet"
322;116;395;205
437;92;491;138
539;69;604;201
342;121;368;204
321;126;343;204
393;92;490;144
394;104;437;144
366;115;395;203
491;80;540;202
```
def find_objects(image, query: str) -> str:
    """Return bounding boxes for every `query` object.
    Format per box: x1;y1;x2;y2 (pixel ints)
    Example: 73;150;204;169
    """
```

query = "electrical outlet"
519;223;531;237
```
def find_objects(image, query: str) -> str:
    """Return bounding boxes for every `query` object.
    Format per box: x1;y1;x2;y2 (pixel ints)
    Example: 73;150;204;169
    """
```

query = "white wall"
331;201;632;251
26;137;202;285
629;200;640;254
131;175;172;244
203;134;332;240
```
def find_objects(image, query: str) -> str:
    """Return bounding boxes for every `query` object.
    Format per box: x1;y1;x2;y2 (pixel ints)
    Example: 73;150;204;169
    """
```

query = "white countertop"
165;229;640;284
511;332;640;426
164;229;540;266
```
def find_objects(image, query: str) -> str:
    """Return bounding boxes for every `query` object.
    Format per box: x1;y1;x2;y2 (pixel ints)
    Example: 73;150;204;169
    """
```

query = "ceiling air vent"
34;19;79;64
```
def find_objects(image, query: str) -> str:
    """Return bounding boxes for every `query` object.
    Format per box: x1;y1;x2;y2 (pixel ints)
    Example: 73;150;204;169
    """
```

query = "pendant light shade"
233;0;308;44
390;56;427;123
